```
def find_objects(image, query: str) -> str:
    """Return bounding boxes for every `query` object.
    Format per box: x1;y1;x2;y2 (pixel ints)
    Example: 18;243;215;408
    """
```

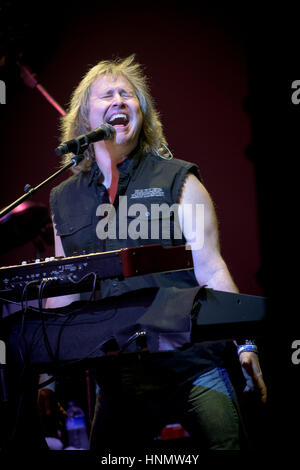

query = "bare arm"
178;173;238;293
179;173;267;403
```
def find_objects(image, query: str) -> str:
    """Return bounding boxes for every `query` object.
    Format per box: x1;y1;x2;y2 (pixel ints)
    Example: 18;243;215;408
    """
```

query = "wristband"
237;344;258;355
235;339;257;346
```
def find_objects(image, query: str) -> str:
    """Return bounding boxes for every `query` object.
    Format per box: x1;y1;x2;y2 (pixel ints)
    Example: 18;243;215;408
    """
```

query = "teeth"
108;113;127;123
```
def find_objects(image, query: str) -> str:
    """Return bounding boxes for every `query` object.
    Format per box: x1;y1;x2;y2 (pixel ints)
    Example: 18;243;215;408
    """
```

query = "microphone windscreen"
90;124;116;142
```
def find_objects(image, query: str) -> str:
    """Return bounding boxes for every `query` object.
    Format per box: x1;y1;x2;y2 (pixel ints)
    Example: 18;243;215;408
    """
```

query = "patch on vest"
130;188;165;198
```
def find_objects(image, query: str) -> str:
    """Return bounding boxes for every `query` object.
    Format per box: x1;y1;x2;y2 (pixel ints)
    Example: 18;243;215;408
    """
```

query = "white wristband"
237;344;258;356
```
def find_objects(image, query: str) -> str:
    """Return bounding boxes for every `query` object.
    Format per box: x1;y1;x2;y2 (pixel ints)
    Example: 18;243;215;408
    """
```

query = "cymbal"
0;201;52;255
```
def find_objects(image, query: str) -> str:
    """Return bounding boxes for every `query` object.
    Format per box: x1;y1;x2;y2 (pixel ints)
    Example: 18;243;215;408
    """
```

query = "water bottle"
65;401;89;450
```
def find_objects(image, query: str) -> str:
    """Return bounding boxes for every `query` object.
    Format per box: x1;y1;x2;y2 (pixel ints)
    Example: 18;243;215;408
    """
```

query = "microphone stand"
0;154;84;219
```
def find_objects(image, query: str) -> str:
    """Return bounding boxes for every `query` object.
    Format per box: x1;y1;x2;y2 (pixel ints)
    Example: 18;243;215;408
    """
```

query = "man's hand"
239;352;267;404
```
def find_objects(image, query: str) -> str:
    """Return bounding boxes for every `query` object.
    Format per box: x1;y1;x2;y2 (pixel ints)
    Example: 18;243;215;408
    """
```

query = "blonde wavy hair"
59;54;170;171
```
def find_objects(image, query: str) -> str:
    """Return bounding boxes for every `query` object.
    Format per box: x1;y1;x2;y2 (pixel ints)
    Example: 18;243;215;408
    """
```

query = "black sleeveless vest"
50;151;200;298
49;151;226;379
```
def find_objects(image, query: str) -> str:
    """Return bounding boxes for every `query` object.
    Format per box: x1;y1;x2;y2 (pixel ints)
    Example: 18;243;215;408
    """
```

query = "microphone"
55;124;116;156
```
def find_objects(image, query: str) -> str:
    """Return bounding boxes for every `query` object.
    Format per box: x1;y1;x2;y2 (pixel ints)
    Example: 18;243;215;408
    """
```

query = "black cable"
17;280;39;363
0;297;78;317
52;273;98;363
120;330;147;352
34;272;98;378
0;271;98;317
4;272;101;426
67;271;98;302
38;279;57;364
41;272;97;361
7;280;40;446
20;279;37;313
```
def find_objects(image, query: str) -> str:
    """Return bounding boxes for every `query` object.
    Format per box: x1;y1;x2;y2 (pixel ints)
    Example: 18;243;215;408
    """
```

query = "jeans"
181;367;242;450
90;366;245;451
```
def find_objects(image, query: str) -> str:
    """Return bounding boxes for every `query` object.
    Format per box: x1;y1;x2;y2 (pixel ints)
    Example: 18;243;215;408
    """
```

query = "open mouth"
106;113;129;127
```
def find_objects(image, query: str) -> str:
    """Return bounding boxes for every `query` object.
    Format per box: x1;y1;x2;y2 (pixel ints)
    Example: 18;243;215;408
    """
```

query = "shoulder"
179;174;216;224
146;153;198;169
144;153;202;178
